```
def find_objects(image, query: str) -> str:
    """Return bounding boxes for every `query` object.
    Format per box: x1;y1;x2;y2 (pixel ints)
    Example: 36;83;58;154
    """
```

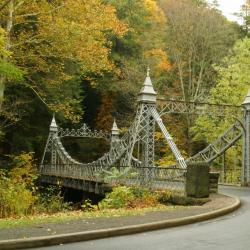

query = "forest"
0;0;250;217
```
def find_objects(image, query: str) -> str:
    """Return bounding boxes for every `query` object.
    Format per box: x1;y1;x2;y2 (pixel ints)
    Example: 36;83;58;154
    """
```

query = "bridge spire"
111;119;119;136
111;119;120;147
138;67;157;104
50;113;58;132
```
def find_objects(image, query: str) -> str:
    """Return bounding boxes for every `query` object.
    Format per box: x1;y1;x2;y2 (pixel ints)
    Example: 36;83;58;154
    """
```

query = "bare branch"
25;78;51;110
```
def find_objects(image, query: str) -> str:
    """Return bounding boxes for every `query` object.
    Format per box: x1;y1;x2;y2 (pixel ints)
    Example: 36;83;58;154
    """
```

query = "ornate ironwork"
157;98;242;117
40;69;188;190
40;69;250;190
58;123;109;140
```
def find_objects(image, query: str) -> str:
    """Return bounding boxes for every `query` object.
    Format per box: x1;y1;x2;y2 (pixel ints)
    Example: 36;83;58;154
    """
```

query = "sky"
207;0;245;24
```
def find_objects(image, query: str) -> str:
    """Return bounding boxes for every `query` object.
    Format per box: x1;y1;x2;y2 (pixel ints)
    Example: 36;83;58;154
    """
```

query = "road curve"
30;186;250;250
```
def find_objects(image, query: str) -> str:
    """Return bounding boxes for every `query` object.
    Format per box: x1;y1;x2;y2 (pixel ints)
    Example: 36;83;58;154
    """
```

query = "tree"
158;0;241;155
93;0;169;130
193;38;250;142
191;38;250;176
0;0;126;121
160;0;240;102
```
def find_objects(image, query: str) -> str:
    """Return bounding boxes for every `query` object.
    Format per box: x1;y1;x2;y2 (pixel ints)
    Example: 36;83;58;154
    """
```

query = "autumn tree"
0;0;128;158
0;0;126;121
93;0;170;130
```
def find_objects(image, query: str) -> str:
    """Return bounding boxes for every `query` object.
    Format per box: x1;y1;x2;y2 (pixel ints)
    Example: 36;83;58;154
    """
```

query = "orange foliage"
144;48;171;73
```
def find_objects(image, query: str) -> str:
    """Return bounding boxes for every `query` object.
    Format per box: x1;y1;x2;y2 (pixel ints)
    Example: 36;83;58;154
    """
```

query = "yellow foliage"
9;152;37;186
1;0;127;121
0;153;37;218
10;0;127;74
144;0;166;25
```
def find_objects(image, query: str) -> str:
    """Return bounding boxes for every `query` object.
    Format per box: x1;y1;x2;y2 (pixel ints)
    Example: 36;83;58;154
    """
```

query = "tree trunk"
0;77;5;109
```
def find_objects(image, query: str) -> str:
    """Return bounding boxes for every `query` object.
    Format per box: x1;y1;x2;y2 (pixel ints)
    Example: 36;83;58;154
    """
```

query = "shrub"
99;186;135;209
99;186;159;209
0;153;72;218
0;153;37;218
35;185;72;214
129;187;158;208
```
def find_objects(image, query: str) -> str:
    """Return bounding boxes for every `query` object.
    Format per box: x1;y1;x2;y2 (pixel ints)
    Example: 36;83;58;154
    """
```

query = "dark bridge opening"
40;183;104;209
62;187;104;206
61;137;110;163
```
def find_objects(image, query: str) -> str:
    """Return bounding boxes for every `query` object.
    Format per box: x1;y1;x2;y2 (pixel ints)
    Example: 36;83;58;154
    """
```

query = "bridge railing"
40;164;186;191
110;166;186;190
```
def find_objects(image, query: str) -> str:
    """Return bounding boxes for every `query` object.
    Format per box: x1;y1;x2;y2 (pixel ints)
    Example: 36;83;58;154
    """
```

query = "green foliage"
191;38;250;181
192;38;250;141
99;186;135;209
160;0;240;101
96;166;138;183
0;59;24;81
81;199;96;212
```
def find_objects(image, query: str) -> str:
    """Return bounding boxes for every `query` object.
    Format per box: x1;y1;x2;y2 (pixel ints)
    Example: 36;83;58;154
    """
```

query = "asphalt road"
30;186;250;250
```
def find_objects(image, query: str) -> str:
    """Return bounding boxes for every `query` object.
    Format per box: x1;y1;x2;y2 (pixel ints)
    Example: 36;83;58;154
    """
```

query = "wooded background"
0;0;250;175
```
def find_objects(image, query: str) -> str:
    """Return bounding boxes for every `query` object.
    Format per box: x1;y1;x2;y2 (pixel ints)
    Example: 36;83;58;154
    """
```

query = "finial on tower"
111;119;119;136
50;113;58;132
138;67;157;104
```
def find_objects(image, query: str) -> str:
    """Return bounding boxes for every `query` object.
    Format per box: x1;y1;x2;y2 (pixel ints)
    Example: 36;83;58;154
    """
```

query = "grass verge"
0;205;180;229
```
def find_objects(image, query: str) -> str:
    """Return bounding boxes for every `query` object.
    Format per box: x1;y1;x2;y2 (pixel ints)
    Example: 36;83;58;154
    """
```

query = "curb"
219;183;242;187
0;196;241;250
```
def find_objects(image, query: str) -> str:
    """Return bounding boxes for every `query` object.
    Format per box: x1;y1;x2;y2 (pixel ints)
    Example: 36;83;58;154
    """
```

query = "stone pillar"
186;162;209;198
242;89;250;185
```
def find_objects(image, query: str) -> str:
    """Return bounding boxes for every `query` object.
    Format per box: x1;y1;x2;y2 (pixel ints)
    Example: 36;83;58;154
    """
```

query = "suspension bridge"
39;69;250;193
